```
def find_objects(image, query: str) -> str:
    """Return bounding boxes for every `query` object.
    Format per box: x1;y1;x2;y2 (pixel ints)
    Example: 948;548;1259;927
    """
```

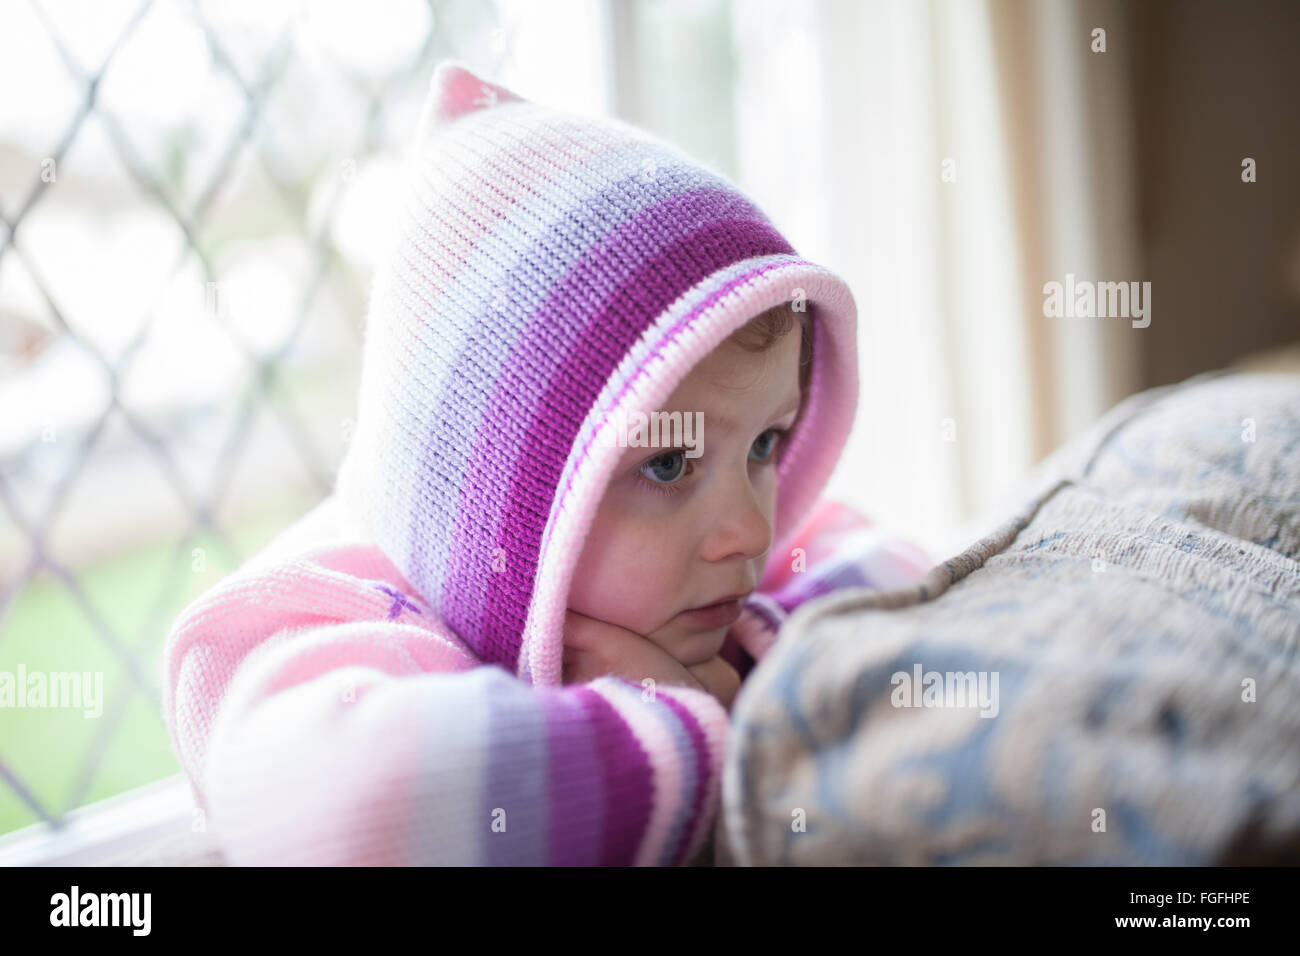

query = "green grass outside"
0;494;320;837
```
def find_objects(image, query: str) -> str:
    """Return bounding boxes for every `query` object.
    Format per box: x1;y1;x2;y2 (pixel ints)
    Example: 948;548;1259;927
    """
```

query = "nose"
699;475;773;564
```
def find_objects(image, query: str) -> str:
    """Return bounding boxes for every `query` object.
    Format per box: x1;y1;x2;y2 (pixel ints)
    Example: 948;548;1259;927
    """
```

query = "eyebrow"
707;395;801;434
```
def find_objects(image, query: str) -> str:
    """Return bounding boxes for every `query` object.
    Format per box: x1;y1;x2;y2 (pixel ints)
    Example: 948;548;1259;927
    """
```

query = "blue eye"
750;428;785;463
638;429;785;498
639;451;690;490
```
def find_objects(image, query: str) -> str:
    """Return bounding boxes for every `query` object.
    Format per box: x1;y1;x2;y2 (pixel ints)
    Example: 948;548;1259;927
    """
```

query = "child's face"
567;323;803;671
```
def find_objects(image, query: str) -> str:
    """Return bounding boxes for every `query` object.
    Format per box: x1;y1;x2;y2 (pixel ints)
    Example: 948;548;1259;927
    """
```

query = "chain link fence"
0;0;517;836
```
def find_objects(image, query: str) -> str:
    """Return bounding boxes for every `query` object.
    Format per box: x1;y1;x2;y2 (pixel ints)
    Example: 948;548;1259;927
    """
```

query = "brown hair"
727;300;814;395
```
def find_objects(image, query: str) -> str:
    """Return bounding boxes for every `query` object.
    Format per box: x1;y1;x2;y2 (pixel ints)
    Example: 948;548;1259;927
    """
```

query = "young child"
161;60;932;867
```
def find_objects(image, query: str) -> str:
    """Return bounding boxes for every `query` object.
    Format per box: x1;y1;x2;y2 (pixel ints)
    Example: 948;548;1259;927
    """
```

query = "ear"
418;60;524;133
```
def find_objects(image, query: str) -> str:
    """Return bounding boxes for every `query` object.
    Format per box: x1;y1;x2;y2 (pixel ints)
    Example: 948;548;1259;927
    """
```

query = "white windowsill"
0;773;226;867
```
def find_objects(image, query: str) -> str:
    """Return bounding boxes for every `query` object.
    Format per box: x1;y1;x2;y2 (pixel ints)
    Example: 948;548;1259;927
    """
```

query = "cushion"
719;370;1300;865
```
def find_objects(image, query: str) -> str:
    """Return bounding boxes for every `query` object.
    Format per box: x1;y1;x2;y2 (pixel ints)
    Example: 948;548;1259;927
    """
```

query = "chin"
669;626;729;667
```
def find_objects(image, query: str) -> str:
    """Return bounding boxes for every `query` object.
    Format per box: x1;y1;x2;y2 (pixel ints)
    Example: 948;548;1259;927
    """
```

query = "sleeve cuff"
589;676;730;866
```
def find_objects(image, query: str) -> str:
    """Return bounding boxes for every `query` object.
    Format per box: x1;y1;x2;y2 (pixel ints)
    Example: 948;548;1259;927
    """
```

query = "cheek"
567;503;685;626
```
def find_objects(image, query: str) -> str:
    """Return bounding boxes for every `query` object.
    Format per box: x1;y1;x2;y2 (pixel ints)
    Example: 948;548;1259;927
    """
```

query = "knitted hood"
335;60;859;688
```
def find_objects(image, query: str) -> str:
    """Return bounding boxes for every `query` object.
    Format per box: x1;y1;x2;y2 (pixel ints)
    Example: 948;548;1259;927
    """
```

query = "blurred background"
1;0;1298;844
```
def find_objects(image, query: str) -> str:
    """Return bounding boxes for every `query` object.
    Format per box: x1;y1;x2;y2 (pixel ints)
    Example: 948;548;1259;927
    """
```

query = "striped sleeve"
197;640;728;866
728;498;934;661
163;571;730;866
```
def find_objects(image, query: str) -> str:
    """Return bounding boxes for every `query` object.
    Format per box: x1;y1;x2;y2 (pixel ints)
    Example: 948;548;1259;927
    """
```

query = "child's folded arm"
730;497;934;663
164;566;728;866
198;631;727;866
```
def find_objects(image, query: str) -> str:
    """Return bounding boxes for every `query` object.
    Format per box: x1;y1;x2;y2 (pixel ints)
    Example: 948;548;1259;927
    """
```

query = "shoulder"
164;504;479;685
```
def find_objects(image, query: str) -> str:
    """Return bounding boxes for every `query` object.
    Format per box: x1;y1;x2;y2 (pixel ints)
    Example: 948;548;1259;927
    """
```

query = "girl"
162;61;931;866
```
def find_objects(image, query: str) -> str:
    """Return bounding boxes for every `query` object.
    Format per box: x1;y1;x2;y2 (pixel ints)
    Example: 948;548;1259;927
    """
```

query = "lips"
689;590;753;611
677;591;753;630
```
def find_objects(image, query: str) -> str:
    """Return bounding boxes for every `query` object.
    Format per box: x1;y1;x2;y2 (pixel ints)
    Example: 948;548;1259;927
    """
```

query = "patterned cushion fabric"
719;370;1300;865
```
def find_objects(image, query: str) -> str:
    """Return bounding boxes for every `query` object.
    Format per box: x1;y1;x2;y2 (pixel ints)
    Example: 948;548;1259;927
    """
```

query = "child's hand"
562;609;739;712
685;654;741;713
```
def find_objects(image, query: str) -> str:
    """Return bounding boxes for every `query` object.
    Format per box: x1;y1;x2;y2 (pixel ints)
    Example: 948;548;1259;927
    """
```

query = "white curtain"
724;0;1143;559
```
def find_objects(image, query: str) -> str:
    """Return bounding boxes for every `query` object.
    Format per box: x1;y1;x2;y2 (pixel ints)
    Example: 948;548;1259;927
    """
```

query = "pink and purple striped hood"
334;61;860;688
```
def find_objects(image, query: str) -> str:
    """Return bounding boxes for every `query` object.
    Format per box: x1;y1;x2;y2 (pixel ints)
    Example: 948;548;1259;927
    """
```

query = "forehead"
671;331;802;407
610;334;802;466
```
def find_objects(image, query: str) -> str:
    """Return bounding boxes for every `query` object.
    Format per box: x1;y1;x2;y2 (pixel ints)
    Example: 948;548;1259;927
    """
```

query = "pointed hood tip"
424;59;524;129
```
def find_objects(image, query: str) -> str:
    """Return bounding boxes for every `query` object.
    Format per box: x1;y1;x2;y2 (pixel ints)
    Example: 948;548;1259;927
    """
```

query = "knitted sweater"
160;60;932;865
163;494;930;866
